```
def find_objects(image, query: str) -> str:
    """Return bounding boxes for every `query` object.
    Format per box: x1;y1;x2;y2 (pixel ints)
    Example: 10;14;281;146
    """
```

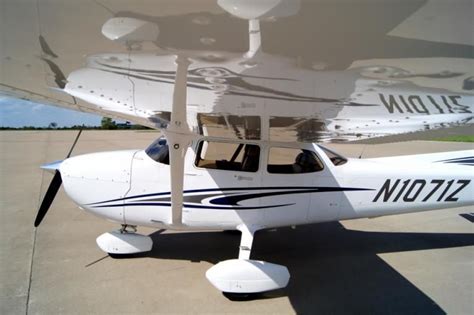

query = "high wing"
1;0;473;142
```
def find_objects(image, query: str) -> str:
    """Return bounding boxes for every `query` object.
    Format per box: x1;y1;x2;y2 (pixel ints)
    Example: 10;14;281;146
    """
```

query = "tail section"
368;150;473;168
340;149;474;220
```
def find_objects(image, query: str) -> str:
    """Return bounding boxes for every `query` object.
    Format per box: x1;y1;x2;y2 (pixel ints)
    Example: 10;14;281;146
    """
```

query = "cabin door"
261;146;318;226
183;140;264;227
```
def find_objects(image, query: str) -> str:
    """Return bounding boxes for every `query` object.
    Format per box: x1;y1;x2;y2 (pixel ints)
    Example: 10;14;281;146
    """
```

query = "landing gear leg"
119;224;137;233
237;224;256;260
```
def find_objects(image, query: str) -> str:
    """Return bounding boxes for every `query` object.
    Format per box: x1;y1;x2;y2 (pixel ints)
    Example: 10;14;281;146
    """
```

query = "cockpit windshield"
318;145;347;166
145;137;169;164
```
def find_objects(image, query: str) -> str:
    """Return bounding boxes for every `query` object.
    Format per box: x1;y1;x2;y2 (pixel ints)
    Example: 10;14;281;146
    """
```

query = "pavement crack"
85;255;109;268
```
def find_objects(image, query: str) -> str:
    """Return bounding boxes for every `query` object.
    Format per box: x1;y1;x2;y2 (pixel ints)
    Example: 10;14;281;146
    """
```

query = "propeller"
34;129;82;227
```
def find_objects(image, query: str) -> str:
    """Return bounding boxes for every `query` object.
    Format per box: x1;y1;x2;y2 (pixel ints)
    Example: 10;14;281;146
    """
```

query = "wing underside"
1;0;473;142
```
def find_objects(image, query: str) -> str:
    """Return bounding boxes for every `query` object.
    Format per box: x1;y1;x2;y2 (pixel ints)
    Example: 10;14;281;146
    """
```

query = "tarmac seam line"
25;229;38;315
25;132;50;315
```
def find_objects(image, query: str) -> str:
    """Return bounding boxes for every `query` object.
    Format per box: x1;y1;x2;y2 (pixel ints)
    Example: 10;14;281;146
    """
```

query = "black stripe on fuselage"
90;186;373;210
436;156;474;166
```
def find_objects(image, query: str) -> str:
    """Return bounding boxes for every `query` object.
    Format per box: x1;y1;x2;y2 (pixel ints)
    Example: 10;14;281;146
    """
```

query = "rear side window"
195;141;260;172
318;145;347;166
267;147;323;174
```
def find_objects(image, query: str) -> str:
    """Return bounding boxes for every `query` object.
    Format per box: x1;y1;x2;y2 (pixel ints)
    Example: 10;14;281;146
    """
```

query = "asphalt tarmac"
1;130;473;314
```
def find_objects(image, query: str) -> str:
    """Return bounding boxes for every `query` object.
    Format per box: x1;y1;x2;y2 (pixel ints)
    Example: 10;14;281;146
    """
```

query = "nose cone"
60;150;136;182
41;160;63;173
58;150;138;224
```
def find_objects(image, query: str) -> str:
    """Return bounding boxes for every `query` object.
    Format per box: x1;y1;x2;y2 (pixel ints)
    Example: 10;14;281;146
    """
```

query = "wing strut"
164;55;193;226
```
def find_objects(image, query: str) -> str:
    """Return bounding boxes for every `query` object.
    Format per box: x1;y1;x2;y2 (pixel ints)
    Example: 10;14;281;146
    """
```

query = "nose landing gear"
96;225;153;255
119;224;137;233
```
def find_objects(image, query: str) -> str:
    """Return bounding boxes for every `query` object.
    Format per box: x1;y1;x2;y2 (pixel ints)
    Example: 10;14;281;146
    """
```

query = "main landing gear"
206;225;290;297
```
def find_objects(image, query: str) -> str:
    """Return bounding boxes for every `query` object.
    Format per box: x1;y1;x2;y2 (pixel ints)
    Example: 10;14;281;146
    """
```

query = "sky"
0;96;102;127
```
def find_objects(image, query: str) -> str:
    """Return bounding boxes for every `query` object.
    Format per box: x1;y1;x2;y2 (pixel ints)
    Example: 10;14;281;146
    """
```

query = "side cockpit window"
267;147;324;174
195;141;260;172
145;137;169;164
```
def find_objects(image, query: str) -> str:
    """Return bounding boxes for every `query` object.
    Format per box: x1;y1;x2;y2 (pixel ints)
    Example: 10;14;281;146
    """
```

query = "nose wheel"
96;226;153;255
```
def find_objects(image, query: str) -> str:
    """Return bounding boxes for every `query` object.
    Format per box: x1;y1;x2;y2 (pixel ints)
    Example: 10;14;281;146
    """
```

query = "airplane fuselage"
58;138;474;230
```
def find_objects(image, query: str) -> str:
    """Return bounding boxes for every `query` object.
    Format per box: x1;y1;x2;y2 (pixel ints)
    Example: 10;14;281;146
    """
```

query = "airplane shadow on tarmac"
117;222;474;314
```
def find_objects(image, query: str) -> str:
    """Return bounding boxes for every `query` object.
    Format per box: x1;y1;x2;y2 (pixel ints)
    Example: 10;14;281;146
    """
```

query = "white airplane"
2;0;473;297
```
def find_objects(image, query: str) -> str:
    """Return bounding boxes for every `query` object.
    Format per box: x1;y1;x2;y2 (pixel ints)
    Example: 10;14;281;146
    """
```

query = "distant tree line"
0;117;152;130
0;125;102;130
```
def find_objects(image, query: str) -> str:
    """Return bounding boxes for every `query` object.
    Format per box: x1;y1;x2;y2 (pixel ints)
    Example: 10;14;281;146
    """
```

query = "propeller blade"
34;170;62;227
66;129;82;158
34;129;82;227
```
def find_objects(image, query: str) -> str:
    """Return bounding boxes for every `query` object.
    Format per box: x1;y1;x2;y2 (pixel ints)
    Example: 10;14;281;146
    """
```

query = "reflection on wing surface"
0;0;472;142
